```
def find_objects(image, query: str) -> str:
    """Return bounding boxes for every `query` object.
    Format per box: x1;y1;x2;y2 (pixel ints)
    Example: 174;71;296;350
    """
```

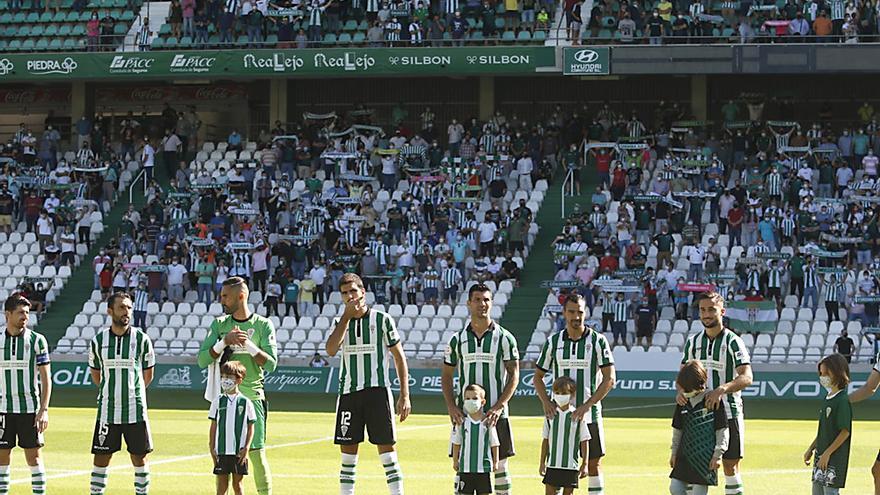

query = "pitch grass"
7;404;880;494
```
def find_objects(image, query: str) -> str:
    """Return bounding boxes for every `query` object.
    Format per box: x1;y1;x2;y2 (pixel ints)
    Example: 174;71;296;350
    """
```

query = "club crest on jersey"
340;425;348;436
238;405;245;415
826;407;832;418
98;434;106;445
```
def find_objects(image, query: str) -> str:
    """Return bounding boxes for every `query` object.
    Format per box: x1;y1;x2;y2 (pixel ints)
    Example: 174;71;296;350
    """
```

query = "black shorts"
457;472;492;494
213;455;248;476
543;467;579;488
724;416;745;460
334;387;395;446
636;324;653;338
91;421;153;456
0;413;43;449
450;417;516;460
587;420;606;459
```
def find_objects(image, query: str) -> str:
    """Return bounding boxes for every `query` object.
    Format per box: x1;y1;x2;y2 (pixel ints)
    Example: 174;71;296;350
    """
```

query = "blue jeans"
670;479;708;495
198;283;213;305
292;260;306;279
382;173;396;191
688;263;704;282
803;286;819;314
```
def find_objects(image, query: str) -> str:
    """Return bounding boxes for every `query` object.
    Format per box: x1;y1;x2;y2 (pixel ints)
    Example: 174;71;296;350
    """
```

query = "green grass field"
8;396;880;494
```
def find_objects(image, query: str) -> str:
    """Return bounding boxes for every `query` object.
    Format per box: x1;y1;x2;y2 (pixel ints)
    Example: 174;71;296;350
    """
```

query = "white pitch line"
11;422;451;485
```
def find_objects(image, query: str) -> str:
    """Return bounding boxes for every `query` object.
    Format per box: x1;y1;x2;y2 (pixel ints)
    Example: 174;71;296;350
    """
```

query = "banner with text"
0;47;556;82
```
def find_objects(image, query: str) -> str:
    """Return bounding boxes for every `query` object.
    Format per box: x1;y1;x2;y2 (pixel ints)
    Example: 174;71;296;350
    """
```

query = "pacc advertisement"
49;363;880;400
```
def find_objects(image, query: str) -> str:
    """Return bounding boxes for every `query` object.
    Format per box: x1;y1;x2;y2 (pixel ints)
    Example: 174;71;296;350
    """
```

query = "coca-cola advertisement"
0;88;71;105
95;84;246;104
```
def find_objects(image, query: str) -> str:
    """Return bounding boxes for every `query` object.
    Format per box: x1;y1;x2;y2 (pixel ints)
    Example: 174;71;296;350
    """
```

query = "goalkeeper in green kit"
198;277;278;495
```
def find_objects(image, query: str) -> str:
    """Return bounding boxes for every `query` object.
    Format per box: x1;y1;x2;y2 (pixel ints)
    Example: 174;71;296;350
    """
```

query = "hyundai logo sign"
573;49;600;64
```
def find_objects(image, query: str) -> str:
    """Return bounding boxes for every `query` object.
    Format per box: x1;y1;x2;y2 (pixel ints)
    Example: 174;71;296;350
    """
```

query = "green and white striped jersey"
0;328;50;414
536;329;614;423
88;327;155;425
542;408;590;470
337;309;401;395
443;323;519;418
452;417;500;474
681;328;750;419
209;393;256;456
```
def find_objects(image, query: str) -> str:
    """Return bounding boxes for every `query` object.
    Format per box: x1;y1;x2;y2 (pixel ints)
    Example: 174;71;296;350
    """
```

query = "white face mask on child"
463;399;482;415
819;375;833;392
682;390;702;399
553;394;571;408
220;378;236;393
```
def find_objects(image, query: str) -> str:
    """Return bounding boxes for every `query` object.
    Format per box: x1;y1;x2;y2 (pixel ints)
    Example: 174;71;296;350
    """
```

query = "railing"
128;166;145;203
560;167;574;218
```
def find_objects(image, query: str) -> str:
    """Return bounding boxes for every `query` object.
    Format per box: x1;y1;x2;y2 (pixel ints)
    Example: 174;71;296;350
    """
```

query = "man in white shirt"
161;131;182;176
141;138;155;182
309;263;327;310
60;225;76;267
447;119;464;155
863;149;879;177
380;155;397;191
685;244;705;282
43;192;61;214
36;210;54;250
166;257;188;303
477;215;498;257
516;153;534;192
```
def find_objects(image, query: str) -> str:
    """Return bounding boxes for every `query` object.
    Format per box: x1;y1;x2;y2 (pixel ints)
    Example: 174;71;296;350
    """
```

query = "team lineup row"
2;276;880;494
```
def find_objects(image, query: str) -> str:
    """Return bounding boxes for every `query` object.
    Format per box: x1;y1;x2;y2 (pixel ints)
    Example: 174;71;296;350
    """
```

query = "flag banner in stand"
0;47;556;82
726;300;777;333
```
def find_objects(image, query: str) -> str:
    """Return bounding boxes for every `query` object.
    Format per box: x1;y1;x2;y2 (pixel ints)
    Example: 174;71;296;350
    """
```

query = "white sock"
453;474;460;495
725;474;743;495
134;464;150;495
494;458;511;495
588;474;604;494
30;463;46;495
340;453;358;495
0;465;9;495
90;466;108;495
380;451;403;495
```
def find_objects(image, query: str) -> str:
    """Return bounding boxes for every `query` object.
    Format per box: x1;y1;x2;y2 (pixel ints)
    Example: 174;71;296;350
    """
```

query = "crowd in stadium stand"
5;97;880;360
543;99;880;352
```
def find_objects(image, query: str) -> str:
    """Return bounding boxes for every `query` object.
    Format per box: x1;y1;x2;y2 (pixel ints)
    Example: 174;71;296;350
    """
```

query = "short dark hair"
677;360;708;393
468;283;492;300
4;294;31;313
338;273;365;291
463;383;486;399
222;277;248;291
563;293;586;310
552;376;577;394
107;292;132;308
819;354;850;390
220;361;247;380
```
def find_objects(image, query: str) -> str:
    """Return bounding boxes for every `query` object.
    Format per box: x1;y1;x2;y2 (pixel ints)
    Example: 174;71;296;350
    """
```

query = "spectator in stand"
195;254;215;305
227;129;243;152
219;6;235;44
814;10;833;41
86;11;100;51
168;0;183;38
834;330;855;362
133;282;150;329
166;256;188;303
309;353;328;367
182;0;195;37
194;9;209;45
264;276;282;317
246;6;265;46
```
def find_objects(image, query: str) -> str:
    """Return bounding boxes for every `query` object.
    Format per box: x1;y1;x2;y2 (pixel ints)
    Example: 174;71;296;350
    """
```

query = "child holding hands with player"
209;362;256;495
539;376;590;495
804;354;852;495
669;360;729;495
452;384;500;495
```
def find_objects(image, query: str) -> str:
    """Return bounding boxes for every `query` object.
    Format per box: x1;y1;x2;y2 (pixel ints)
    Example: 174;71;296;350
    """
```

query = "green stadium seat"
178;35;192;47
0;13;12;24
4;26;16;37
58;24;71;35
48;38;62;50
8;39;21;51
323;32;337;43
113;22;127;35
342;19;357;31
517;30;531;41
0;0;6;9
30;25;44;36
150;37;165;49
35;38;49;50
99;0;112;8
12;12;26;23
78;11;91;21
120;10;134;21
25;12;39;23
265;33;278;43
112;0;127;7
235;34;247;45
166;36;179;47
443;31;451;40
337;32;351;43
602;16;616;27
470;31;483;40
598;28;612;39
21;38;35;50
357;20;368;30
532;29;546;42
65;11;79;22
476;20;483;29
159;23;171;35
17;25;31;37
39;12;52;22
352;31;365;43
52;11;66;22
502;30;515;41
466;17;476;28
0;40;6;51
494;18;504;29
62;38;76;50
207;34;219;45
71;24;85;36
